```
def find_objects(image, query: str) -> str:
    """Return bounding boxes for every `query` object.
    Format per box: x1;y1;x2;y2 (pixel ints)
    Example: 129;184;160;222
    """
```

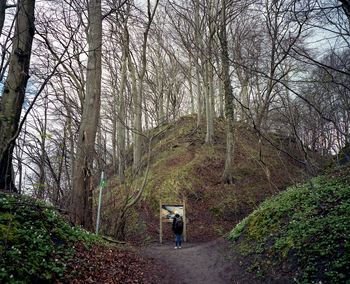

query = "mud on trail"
141;238;263;284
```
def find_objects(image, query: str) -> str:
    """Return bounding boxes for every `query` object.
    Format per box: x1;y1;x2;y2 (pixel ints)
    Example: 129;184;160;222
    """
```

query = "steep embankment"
0;193;160;283
228;165;350;283
101;115;310;242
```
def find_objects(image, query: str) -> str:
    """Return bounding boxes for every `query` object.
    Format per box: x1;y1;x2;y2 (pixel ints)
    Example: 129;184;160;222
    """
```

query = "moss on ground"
229;165;350;283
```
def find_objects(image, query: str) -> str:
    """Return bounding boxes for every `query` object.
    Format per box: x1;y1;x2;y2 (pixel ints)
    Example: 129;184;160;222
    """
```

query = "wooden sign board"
161;205;184;222
159;200;186;244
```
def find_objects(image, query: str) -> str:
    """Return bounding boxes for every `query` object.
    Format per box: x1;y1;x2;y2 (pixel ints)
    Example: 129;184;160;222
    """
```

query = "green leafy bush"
0;193;100;283
229;166;350;283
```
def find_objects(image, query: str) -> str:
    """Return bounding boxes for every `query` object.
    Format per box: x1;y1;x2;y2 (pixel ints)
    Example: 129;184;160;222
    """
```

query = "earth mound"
101;115;313;242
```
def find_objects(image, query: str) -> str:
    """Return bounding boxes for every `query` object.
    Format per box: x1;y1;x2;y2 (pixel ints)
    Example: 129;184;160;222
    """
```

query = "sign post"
159;199;163;244
95;171;105;235
159;200;186;244
183;198;187;242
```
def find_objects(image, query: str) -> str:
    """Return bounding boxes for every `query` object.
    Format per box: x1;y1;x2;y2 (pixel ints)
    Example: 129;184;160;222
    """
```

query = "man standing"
172;213;184;249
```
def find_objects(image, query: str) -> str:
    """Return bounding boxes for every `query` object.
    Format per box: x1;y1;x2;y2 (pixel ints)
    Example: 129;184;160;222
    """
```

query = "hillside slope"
0;193;160;283
229;165;350;283
102;116;304;241
101;116;310;242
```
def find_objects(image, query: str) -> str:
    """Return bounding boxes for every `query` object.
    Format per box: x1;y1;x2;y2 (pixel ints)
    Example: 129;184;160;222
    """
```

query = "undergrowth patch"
229;166;350;283
0;193;100;283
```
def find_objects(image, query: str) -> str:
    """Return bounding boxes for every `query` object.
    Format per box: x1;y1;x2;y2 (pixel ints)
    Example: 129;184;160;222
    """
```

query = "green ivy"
0;193;101;283
228;166;350;283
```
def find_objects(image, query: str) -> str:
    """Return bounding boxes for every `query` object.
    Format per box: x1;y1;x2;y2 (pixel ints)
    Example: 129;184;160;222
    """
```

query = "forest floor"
141;238;264;284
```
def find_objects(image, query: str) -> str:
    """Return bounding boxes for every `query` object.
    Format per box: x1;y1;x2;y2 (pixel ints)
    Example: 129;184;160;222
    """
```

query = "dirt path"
141;238;261;284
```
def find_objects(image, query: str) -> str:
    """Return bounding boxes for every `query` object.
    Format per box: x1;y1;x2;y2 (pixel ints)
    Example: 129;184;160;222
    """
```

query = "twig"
102;236;126;244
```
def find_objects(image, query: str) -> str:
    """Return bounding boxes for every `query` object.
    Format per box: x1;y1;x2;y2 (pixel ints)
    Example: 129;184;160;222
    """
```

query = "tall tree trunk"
132;0;159;173
157;57;165;124
111;92;117;173
143;95;149;130
195;59;202;126
340;0;350;144
96;118;103;172
0;1;6;36
133;67;144;172
0;0;35;192
194;0;203;126
188;55;195;114
62;85;74;193
117;95;126;182
217;55;225;118
204;60;214;144
128;56;140;173
208;0;216;121
237;74;249;121
234;38;250;122
71;0;102;229
132;59;142;174
17;151;23;193
205;14;215;144
117;21;128;182
158;91;165;123
209;65;216;119
37;96;48;199
220;0;235;184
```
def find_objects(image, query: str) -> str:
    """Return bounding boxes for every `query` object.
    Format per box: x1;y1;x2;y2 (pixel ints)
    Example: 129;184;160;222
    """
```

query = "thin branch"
102;0;128;20
6;26;79;150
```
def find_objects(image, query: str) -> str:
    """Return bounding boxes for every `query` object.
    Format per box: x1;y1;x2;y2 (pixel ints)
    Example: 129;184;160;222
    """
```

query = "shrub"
0;193;100;283
229;167;350;283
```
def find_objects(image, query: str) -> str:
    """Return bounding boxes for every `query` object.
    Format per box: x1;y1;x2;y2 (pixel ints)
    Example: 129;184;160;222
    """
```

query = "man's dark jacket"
172;216;183;234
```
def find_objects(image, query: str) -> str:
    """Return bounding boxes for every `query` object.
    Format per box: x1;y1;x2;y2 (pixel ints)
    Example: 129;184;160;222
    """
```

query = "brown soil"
57;242;162;284
141;239;266;284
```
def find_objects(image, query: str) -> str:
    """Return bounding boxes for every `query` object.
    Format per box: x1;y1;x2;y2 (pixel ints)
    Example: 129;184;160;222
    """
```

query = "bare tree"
71;0;102;229
0;0;36;191
220;0;235;184
132;0;159;173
